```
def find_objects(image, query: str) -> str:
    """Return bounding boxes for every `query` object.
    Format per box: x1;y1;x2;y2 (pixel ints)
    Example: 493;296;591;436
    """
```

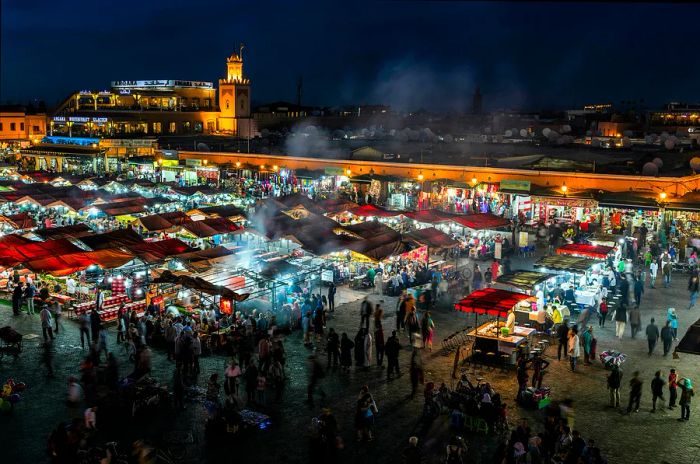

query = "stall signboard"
324;167;345;176
500;179;531;193
531;196;598;208
321;269;334;282
519;231;528;247
495;241;502;260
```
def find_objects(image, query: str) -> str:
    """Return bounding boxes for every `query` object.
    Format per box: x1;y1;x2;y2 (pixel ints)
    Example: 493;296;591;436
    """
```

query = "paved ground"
2;251;700;463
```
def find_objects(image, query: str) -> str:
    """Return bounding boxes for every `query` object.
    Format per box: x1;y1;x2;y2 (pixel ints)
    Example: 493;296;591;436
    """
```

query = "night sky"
2;0;699;112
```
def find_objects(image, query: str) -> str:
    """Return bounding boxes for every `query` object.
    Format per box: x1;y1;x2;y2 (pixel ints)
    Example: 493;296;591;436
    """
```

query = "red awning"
24;249;135;276
402;210;452;224
348;204;402;218
556;243;614;259
404;227;459;249
454;288;532;318
449;213;511;230
127;238;194;263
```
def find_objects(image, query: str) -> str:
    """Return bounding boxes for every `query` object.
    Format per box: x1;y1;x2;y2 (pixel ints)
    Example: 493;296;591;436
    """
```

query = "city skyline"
3;0;700;111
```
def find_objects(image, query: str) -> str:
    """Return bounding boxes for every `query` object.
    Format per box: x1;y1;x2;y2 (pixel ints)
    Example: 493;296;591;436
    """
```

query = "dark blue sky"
2;0;699;111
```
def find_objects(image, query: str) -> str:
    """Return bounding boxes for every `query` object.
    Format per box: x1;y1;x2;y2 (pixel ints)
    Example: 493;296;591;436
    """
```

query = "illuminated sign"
119;89;131;95
111;80;213;89
53;117;66;122
69;117;90;123
92;117;108;123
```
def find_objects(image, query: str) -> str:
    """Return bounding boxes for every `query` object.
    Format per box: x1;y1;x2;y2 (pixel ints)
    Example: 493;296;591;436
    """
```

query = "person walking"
649;260;658;288
615;304;628;340
339;332;354;373
646;318;660;356
396;291;407;333
607;364;623;408
582;325;593;365
633;277;644;307
627;371;643;414
363;328;373;368
385;330;401;379
326;328;340;369
662;260;672;288
688;275;700;309
420;311;435;351
409;348;424;398
669;369;678;410
11;283;23;316
360;297;373;331
40;304;54;342
24;281;37;316
327;282;336;312
651;371;665;412
557;320;569;361
667;308;679;340
629;305;641;338
618;274;630;307
598;298;608;328
568;327;580;372
678;378;694;421
661;321;674;356
374;323;385;367
90;308;102;342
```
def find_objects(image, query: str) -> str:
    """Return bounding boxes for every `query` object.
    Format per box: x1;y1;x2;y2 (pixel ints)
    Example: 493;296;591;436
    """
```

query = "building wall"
175;150;700;198
0;112;47;141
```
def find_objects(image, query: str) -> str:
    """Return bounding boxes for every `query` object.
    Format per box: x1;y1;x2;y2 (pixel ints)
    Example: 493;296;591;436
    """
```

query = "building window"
10;123;16;131
153;122;162;134
20;123;25;131
192;98;200;108
169;122;176;133
206;121;215;132
32;125;40;132
0;123;3;131
183;121;191;132
226;100;230;109
204;99;211;108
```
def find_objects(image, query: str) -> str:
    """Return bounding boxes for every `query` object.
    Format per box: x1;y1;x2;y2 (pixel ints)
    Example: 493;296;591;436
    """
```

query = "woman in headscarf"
354;329;365;368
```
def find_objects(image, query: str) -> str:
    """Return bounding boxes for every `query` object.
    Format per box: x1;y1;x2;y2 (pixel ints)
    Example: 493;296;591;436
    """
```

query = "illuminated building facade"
49;50;252;137
0;105;47;146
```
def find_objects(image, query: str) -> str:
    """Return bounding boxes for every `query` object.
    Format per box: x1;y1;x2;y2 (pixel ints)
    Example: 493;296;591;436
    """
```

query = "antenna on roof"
239;43;245;60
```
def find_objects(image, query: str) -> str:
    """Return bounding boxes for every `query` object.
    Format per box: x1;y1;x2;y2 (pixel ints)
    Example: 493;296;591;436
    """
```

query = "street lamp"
471;176;478;185
561;182;568;193
659;191;667;200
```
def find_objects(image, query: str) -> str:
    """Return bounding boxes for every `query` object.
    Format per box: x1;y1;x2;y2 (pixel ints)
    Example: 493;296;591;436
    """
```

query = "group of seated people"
437;374;508;435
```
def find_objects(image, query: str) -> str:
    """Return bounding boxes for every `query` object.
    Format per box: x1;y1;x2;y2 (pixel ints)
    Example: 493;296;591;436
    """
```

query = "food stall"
492;270;558;325
535;254;605;310
454;288;537;364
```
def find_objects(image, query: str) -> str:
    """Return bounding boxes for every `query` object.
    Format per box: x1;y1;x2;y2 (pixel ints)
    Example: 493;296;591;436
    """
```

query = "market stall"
454;288;537;364
556;243;614;260
535;254;606;310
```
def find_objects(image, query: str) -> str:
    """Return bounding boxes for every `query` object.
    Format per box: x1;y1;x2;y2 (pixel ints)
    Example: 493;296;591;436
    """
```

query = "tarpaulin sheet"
153;269;249;302
402;210;452;224
348;204;402;218
174;246;234;263
449;213;511;230
79;228;145;250
494;270;557;291
127;238;194;263
535;255;599;274
454;288;532;318
24;249;134;276
404;227;459;249
556;243;614;259
35;224;92;240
